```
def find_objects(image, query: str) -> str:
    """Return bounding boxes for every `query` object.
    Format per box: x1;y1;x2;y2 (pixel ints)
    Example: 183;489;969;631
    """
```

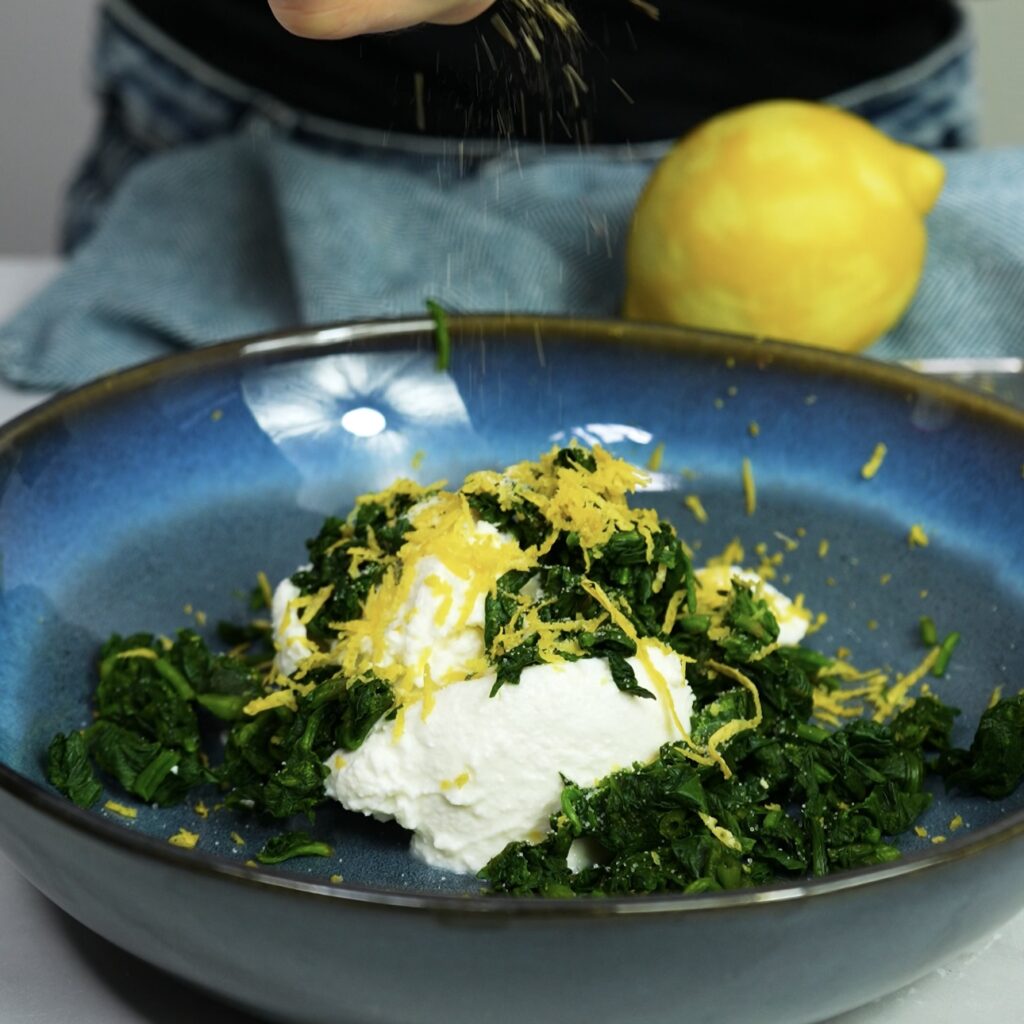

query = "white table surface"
1;256;1022;1023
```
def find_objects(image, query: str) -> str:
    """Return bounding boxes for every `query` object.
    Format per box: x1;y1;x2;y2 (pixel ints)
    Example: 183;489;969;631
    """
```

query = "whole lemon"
623;100;945;351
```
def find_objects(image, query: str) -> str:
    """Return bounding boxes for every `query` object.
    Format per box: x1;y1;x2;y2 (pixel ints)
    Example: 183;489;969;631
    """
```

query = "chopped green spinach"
46;731;102;809
940;694;1024;799
47;630;393;821
256;830;333;865
426;299;452;371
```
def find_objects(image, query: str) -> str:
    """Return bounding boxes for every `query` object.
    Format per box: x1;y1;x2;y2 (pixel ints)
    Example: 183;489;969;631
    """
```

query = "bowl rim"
3;312;1024;919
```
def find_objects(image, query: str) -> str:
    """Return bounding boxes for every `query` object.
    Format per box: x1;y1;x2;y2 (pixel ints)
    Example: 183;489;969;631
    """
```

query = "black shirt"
124;0;960;145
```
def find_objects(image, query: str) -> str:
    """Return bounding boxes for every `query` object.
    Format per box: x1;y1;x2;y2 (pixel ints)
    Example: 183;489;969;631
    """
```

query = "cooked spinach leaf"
426;299;452;371
606;652;654;699
46;731;102;809
256;830;333;864
219;671;394;819
940;694;1024;798
87;719;206;805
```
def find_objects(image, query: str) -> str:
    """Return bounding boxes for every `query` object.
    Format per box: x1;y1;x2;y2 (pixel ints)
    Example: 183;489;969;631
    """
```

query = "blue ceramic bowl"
2;316;1024;1024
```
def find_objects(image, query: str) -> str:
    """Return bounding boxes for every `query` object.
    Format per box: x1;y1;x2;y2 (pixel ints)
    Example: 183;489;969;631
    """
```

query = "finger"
426;0;495;25
268;0;396;39
268;0;492;39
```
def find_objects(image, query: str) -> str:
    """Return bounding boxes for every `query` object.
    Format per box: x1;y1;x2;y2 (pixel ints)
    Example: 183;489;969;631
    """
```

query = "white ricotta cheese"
325;641;693;874
271;576;311;677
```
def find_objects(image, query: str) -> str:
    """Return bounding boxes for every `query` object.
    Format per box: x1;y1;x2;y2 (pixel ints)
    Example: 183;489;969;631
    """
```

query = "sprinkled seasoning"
257;571;273;609
169;828;199;849
684;495;709;524
610;77;634;104
627;0;660;17
908;524;930;548
471;0;591;142
490;11;519;49
741;457;756;516
104;800;137;819
413;72;426;132
860;442;887;480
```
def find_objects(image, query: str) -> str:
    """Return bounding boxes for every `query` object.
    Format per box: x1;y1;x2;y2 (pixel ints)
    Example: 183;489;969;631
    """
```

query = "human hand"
267;0;497;39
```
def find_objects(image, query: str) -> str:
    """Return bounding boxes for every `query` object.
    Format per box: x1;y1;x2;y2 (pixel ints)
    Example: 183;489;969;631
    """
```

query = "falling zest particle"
627;0;660;18
684;495;709;524
741;457;756;516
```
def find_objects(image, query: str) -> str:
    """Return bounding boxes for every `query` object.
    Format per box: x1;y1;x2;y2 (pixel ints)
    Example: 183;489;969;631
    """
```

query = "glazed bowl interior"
2;315;1024;896
2;315;1024;1024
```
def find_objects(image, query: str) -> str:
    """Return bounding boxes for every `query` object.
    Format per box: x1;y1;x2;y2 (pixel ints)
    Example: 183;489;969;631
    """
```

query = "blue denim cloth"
2;1;1021;390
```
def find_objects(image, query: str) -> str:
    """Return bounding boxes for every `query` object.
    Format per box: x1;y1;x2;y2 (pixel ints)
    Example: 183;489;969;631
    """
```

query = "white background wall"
0;0;1021;254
